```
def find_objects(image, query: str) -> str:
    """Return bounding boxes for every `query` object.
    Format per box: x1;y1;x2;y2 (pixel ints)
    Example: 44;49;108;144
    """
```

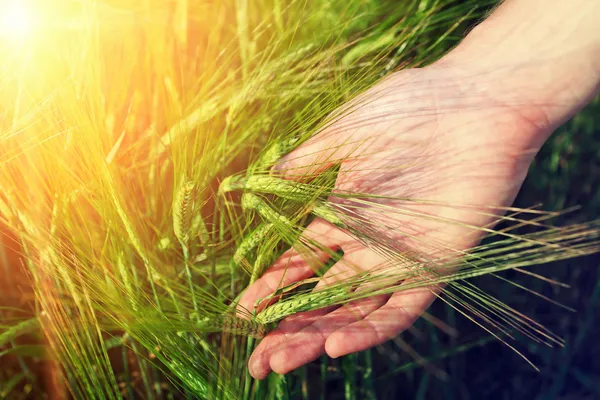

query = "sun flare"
0;1;33;38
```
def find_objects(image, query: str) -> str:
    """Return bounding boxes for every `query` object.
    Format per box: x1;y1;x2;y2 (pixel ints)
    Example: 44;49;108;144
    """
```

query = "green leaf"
0;344;50;360
0;373;26;399
0;318;39;348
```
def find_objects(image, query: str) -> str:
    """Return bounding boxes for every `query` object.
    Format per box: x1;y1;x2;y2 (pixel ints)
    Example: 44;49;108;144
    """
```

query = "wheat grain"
193;314;269;339
253;137;299;171
247;175;317;201
173;181;195;245
312;204;344;227
223;175;344;227
220;175;323;201
251;240;279;284
241;193;293;227
256;286;349;324
232;223;274;266
218;175;244;195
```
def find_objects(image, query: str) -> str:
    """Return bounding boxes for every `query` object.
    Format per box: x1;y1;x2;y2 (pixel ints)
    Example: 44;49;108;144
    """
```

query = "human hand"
238;60;554;379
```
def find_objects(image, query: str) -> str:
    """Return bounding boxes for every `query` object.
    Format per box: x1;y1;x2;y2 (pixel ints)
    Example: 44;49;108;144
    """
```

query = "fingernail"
269;351;286;375
248;360;259;379
249;354;269;380
325;335;342;359
324;341;337;359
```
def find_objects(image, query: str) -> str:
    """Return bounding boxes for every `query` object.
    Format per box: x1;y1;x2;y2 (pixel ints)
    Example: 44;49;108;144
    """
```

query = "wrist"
431;54;554;156
438;46;598;155
436;0;600;150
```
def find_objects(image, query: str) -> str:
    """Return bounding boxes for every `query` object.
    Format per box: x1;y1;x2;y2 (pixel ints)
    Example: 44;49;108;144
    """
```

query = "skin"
239;0;600;380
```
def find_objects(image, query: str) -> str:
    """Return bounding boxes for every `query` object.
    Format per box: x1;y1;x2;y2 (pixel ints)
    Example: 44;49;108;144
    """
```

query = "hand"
239;61;550;379
236;0;600;380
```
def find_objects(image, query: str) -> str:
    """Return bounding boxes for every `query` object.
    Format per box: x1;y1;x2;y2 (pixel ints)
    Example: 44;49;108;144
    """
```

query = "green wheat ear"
195;314;270;339
4;0;596;398
173;180;196;246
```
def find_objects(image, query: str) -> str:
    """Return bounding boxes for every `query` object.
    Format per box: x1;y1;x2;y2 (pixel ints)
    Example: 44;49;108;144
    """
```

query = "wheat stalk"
1;0;597;398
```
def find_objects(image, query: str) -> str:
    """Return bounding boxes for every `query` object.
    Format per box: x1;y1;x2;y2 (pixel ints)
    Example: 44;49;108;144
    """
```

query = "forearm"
441;0;600;149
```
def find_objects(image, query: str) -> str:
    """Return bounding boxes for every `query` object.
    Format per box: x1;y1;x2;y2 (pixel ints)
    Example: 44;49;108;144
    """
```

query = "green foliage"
0;0;598;399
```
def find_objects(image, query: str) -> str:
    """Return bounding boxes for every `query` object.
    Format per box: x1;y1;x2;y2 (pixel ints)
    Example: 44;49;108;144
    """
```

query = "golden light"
0;1;34;39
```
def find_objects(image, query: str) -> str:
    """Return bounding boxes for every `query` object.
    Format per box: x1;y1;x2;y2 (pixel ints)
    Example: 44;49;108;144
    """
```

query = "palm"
240;64;544;379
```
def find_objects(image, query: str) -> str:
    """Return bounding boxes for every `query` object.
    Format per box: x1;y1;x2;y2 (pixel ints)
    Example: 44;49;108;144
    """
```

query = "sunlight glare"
0;1;33;39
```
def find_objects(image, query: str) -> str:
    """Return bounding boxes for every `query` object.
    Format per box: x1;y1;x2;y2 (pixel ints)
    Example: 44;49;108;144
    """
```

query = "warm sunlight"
0;1;598;398
0;1;33;39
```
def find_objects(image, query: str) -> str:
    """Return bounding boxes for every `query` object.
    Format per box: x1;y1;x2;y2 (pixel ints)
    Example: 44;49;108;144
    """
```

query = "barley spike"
173;180;195;245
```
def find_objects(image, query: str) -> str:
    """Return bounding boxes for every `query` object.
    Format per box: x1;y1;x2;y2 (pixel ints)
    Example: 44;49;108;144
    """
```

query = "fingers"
249;246;387;379
248;241;441;380
324;284;439;358
268;293;390;376
237;218;349;314
248;307;334;379
250;283;437;379
248;258;360;379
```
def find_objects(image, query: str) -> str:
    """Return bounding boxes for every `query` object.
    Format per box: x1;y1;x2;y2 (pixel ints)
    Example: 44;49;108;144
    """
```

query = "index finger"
237;218;351;315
